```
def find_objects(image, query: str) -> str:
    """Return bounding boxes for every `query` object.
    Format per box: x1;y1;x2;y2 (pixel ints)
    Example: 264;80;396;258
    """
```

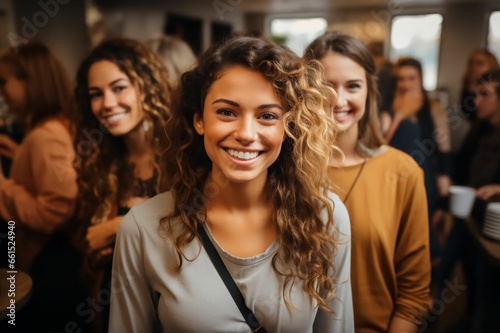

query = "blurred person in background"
146;35;197;86
437;68;500;333
459;49;499;121
388;57;453;273
73;38;172;332
0;41;89;332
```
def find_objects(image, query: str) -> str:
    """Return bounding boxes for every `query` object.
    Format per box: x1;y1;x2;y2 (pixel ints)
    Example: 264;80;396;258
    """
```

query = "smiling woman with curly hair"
109;35;354;333
73;38;172;331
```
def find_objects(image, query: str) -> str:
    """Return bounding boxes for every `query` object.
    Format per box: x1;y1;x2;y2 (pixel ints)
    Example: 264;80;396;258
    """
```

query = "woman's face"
193;65;285;185
475;82;500;122
0;62;26;113
396;65;422;94
319;51;368;135
87;60;143;136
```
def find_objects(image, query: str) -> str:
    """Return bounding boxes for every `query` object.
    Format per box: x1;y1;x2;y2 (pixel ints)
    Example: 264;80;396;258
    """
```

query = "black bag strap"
197;223;268;333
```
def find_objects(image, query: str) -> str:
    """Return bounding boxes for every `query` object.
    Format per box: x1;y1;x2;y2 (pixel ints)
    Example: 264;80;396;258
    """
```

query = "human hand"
476;184;500;201
437;175;451;197
0;135;19;159
393;90;423;119
86;215;122;252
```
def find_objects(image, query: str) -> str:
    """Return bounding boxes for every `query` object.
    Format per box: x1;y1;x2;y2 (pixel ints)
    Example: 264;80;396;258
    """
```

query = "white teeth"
227;149;259;160
105;113;126;122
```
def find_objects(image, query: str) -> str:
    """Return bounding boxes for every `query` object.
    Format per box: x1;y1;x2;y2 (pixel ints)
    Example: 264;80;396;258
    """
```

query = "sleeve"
393;165;432;324
314;197;354;332
0;127;77;233
108;209;161;333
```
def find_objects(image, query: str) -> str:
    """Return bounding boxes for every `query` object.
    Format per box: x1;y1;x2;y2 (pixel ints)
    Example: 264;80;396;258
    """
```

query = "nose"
102;91;117;110
335;89;347;110
235;116;258;144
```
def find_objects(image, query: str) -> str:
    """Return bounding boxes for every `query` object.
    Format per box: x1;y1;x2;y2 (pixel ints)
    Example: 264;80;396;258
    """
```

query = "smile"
103;112;127;123
334;110;352;121
226;149;260;160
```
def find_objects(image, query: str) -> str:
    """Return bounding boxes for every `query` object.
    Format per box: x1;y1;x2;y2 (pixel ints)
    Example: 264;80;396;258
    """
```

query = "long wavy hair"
74;38;172;225
0;41;74;129
163;36;340;312
304;32;385;152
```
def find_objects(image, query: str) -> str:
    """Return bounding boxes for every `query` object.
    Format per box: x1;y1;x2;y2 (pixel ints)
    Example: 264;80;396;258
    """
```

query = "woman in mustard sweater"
305;32;432;332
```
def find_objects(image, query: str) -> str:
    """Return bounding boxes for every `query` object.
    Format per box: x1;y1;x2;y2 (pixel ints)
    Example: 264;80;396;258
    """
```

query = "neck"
123;121;149;157
205;171;269;213
333;125;364;166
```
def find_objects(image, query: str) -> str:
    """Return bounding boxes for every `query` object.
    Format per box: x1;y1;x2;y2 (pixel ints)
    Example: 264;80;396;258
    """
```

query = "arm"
314;196;354;332
476;184;500;201
0;127;77;233
430;101;452;196
388;316;418;333
109;209;161;333
391;166;432;329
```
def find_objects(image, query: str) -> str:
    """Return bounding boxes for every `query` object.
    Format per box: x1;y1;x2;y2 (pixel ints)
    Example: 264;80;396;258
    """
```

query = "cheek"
90;100;101;117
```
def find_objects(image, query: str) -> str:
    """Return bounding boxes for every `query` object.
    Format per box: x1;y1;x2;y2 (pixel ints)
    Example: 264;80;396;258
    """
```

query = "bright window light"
270;18;327;56
390;14;443;91
488;11;500;61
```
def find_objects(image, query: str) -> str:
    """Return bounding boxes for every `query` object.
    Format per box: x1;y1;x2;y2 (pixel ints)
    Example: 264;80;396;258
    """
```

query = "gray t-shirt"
109;191;353;333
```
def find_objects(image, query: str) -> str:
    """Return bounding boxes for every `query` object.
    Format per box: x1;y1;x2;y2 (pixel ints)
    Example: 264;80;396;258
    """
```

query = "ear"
193;113;204;135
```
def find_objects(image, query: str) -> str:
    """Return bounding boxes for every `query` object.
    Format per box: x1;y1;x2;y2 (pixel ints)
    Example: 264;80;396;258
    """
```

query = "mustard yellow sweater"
329;146;431;332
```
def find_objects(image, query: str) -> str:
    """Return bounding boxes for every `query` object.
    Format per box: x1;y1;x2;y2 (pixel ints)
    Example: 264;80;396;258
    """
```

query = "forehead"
88;60;129;86
397;66;419;76
205;65;280;101
319;52;365;82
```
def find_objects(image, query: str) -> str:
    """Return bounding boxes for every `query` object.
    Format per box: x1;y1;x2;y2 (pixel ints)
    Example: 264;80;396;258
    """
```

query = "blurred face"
320;51;368;134
193;65;285;185
0;62;26;113
475;82;500;122
88;60;143;136
468;53;492;80
396;65;421;93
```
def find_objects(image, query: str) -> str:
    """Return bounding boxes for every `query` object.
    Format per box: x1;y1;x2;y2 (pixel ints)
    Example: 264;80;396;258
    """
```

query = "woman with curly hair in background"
109;36;354;332
73;38;172;332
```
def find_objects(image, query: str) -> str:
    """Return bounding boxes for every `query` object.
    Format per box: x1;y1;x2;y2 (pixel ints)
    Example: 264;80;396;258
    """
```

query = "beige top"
109;191;354;333
0;117;77;270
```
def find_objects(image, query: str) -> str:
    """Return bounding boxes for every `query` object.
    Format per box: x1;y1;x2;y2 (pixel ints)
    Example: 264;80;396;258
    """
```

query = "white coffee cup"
449;185;476;218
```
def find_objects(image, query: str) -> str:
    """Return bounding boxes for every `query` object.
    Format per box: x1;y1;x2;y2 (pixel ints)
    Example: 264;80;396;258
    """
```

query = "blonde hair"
146;35;197;85
163;36;340;312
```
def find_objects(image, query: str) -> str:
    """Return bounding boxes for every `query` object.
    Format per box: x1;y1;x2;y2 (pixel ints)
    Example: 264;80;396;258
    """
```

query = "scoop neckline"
202;223;278;266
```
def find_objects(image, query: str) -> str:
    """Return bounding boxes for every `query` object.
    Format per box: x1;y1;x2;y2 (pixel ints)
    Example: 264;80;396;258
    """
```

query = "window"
390;14;443;91
488;11;500;61
270;18;327;56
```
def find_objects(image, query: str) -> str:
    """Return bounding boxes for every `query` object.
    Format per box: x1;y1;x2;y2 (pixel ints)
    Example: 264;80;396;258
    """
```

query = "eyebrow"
211;98;283;110
88;78;127;90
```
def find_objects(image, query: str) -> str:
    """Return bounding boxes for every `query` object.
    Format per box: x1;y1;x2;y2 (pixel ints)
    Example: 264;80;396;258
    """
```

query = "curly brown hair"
162;36;341;312
74;38;171;225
